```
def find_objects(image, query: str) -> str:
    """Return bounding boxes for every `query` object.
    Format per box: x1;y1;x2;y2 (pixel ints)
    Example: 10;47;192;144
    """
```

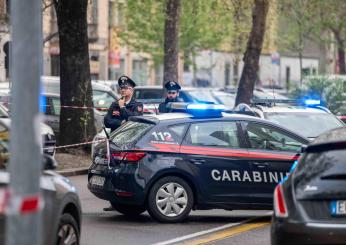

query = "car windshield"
110;121;153;147
186;90;220;104
93;90;116;109
266;112;344;138
213;93;235;108
253;90;289;100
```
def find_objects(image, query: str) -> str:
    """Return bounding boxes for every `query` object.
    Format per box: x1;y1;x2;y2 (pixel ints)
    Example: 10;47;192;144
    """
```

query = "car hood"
0;170;77;194
0;118;54;136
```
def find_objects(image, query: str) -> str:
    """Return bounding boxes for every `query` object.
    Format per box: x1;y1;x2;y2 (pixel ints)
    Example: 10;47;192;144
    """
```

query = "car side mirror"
43;154;58;170
300;144;307;153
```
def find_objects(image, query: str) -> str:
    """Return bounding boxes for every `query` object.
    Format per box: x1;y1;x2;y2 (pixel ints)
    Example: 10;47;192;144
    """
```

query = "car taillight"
274;184;288;218
112;152;146;162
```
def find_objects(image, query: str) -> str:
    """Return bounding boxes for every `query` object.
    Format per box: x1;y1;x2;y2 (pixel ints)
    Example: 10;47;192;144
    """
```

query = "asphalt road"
70;175;272;245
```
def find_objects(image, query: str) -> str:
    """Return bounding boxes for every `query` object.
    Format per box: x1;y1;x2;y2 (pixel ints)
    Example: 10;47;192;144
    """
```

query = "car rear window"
110;121;153;147
295;149;346;186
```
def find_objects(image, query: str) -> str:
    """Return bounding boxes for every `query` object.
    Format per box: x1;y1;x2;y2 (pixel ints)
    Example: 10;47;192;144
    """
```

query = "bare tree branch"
43;31;58;44
42;0;54;12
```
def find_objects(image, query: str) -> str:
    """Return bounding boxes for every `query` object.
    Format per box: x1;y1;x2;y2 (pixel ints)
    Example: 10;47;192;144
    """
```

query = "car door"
180;120;253;204
241;121;307;203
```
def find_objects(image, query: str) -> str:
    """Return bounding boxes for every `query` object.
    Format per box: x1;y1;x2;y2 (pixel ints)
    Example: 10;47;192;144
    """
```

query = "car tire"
57;213;80;245
147;176;194;223
110;202;146;216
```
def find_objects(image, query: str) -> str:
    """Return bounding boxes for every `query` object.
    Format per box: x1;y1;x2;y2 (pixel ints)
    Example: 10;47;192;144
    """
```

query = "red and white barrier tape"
41;104;108;110
43;138;106;150
1;102;108;110
0;188;43;215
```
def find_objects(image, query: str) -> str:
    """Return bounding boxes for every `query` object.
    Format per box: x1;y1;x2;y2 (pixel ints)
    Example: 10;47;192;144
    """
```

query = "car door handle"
189;159;206;164
252;162;269;168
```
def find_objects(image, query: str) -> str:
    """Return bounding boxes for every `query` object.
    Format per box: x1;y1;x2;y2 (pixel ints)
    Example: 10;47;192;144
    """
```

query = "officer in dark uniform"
158;81;181;113
104;75;143;132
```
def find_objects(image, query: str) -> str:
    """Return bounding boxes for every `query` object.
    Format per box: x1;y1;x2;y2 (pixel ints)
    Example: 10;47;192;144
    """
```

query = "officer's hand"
118;98;125;108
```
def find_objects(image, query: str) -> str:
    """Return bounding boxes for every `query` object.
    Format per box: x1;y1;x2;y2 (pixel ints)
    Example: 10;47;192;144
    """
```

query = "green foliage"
290;76;346;114
121;0;234;67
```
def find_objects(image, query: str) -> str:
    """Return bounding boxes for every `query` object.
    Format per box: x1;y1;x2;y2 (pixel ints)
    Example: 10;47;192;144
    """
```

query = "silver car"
0;119;81;244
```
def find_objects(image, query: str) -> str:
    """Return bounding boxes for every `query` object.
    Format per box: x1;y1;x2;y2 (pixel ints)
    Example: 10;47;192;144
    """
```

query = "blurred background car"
235;100;344;140
42;93;104;137
133;86;236;114
271;127;346;245
0;103;56;156
0;118;81;245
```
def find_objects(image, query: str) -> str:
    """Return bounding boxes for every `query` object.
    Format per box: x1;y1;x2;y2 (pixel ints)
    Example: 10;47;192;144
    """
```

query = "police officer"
158;80;181;113
104;75;143;132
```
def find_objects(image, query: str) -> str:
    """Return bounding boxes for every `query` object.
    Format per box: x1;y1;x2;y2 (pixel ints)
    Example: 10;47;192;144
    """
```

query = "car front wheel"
147;176;194;223
57;213;80;245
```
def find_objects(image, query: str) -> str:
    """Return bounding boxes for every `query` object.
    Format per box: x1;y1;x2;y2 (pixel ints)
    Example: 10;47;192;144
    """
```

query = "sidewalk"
55;151;91;177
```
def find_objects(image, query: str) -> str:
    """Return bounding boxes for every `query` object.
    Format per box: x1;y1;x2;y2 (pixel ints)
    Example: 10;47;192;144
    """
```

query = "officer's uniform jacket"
104;97;143;132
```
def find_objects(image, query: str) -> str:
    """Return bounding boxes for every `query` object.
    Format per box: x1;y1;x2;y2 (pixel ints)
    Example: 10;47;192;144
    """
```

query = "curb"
57;167;89;177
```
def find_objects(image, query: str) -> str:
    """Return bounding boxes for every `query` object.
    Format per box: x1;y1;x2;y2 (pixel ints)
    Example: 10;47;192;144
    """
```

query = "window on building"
225;62;230;86
109;58;125;80
5;0;10;15
233;61;239;85
132;59;149;86
110;1;124;27
51;55;60;76
154;65;163;85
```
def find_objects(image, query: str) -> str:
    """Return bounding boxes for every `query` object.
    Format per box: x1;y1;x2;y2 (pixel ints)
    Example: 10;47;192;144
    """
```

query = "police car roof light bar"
166;102;226;117
304;99;321;106
251;98;321;107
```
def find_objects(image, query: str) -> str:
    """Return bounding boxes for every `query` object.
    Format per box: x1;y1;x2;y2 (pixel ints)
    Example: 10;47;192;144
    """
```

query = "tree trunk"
55;0;96;148
235;0;269;106
163;0;181;84
337;42;346;74
332;30;346;75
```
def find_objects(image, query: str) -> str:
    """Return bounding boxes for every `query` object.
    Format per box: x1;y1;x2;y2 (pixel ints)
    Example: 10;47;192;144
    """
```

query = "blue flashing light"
304;99;321;106
186;103;226;111
290;160;298;173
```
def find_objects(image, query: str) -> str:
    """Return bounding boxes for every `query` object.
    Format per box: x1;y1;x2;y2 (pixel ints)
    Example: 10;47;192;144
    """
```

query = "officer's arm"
120;102;144;119
104;102;122;129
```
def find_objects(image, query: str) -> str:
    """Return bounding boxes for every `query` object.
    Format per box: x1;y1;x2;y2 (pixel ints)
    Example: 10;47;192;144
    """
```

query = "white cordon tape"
0;188;43;215
41;104;108;110
1;102;108;110
43;139;106;151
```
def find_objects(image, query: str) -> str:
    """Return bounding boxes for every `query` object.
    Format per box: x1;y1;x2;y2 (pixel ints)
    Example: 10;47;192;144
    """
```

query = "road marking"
180;222;269;245
151;212;271;245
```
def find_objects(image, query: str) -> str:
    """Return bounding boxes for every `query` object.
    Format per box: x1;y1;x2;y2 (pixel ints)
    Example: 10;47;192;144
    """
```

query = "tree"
235;0;269;105
53;0;95;148
316;0;346;74
121;0;233;84
278;0;318;83
163;0;181;83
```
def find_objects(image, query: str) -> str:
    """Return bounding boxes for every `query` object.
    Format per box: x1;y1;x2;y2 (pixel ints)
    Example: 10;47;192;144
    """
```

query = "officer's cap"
164;81;181;91
118;75;136;88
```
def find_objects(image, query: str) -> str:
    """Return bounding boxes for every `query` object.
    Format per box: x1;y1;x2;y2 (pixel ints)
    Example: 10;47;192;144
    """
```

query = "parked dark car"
0;119;81;245
271;127;346;245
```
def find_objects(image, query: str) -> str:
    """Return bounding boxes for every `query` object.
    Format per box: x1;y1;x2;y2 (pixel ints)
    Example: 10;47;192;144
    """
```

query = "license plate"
91;176;105;187
331;200;346;216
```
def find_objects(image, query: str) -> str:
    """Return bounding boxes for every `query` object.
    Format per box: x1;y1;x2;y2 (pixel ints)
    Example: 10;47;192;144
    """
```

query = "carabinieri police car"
88;103;309;223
